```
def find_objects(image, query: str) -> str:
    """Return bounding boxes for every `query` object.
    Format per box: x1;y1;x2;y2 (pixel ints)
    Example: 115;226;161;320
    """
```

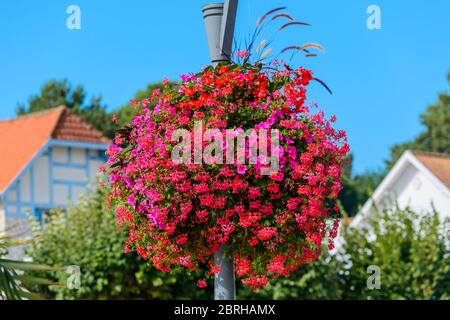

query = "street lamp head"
202;3;227;63
202;0;238;64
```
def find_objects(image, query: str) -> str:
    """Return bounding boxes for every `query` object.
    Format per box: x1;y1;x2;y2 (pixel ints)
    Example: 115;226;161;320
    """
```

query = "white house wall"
392;163;450;221
34;154;50;204
359;167;450;223
355;155;450;227
1;144;107;221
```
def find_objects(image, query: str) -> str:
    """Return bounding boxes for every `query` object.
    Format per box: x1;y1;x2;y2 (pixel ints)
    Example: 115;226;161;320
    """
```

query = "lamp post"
201;0;238;300
202;1;238;62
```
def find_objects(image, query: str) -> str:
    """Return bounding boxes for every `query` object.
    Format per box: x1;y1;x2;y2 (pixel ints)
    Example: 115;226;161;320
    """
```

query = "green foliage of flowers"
27;183;211;300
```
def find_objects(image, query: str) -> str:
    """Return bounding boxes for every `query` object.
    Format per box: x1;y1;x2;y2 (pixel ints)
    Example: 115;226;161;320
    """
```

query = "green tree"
339;154;383;216
17;80;84;114
17;79;115;138
387;72;450;168
17;80;173;139
114;82;172;125
341;206;449;299
27;182;211;300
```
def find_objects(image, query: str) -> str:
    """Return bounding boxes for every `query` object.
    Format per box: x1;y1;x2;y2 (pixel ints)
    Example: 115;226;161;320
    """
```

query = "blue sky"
0;0;448;173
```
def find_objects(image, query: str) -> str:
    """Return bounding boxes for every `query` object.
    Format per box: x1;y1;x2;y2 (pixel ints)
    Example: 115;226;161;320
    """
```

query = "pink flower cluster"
106;62;349;291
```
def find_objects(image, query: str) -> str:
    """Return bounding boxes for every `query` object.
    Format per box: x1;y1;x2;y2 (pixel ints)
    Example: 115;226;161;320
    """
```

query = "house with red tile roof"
0;106;110;249
352;150;450;227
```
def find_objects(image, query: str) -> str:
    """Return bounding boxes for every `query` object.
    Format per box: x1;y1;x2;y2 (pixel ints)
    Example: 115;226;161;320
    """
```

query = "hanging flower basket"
106;61;349;291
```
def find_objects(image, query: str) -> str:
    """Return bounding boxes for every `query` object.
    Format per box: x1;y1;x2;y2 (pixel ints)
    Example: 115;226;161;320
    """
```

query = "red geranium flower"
106;61;348;290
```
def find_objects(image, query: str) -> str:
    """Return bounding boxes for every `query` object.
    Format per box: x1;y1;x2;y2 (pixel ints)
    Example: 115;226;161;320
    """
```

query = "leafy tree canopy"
386;72;450;168
17;79;115;138
114;82;173;125
17;80;172;139
338;154;383;216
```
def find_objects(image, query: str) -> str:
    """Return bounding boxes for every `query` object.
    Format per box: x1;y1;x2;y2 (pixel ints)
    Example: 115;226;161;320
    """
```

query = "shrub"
27;184;210;299
341;206;449;300
26;190;449;299
240;206;449;300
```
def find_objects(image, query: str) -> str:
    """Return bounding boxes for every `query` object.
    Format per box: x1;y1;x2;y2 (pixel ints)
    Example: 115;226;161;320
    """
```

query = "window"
34;208;55;225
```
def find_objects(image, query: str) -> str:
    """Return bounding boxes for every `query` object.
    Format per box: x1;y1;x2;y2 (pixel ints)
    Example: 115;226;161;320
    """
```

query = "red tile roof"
0;106;110;193
52;108;110;144
413;151;450;189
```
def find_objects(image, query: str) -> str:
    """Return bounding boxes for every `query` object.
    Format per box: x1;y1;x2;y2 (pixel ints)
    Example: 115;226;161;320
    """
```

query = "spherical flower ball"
107;62;349;290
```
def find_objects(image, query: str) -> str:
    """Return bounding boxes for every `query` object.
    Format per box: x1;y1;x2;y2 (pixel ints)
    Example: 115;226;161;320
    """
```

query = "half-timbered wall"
1;141;107;221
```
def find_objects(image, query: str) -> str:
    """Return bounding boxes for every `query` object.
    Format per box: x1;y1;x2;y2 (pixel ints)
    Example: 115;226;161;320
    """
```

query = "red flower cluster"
197;279;208;289
106;62;348;291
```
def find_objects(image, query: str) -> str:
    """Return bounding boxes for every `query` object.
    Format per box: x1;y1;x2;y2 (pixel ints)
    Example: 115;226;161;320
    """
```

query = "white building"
352;150;450;227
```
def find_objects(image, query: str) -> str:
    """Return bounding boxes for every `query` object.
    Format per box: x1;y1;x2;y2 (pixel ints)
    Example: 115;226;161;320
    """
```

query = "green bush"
240;206;449;300
27;184;449;300
341;206;449;299
27;184;211;300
